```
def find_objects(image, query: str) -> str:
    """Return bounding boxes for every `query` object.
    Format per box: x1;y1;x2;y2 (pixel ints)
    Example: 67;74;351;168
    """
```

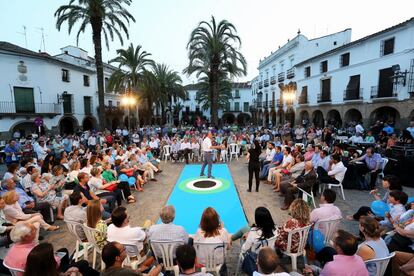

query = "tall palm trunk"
92;18;105;130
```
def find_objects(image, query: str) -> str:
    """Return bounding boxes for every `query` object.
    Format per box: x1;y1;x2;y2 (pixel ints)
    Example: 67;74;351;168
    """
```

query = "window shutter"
380;40;384;56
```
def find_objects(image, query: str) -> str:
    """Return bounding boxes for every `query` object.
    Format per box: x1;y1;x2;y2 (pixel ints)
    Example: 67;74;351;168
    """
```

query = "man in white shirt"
34;139;50;161
179;138;191;164
260;142;275;167
253;247;289;276
355;123;364;135
319;154;346;184
149;137;160;157
107;207;147;255
267;147;293;183
87;134;97;150
148;205;188;256
200;132;221;178
132;132;140;144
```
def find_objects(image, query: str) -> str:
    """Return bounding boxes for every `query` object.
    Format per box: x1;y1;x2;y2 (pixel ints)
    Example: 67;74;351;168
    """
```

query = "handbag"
241;240;268;276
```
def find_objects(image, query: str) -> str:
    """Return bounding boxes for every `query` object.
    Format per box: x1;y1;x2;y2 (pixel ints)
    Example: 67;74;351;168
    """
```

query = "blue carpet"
164;164;247;234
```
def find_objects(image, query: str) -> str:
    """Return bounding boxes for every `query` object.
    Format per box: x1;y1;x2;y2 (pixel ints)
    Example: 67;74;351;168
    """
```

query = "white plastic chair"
65;220;90;261
220;149;228;162
193;242;228;275
82;225;106;270
163;145;172;163
313;218;341;246
378;157;388;179
364;252;395;276
282;225;312;271
150;240;183;276
229;143;239;161
235;236;277;276
294;143;305;150
297;187;316;208
122;243;145;270
319;167;347;200
3;262;24;276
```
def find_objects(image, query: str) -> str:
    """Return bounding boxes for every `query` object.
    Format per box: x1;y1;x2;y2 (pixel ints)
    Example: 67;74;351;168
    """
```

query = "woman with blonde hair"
3;190;59;231
86;199;107;250
275;198;310;253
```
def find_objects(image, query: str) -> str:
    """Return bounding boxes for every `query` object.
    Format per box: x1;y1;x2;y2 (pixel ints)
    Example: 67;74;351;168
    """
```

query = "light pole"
121;94;136;131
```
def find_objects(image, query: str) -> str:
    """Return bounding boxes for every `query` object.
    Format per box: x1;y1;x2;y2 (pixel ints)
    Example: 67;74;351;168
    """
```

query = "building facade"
294;18;414;129
178;82;252;126
0;42;125;139
251;18;414;130
251;29;352;126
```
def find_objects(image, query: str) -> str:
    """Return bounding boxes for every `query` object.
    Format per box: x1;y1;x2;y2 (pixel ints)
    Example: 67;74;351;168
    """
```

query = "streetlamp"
121;94;136;131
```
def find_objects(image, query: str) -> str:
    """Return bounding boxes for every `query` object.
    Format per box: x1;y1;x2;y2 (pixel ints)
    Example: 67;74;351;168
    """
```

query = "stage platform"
163;164;248;234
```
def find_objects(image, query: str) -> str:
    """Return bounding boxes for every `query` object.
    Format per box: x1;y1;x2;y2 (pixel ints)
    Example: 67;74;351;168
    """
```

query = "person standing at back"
200;132;221;179
247;140;262;192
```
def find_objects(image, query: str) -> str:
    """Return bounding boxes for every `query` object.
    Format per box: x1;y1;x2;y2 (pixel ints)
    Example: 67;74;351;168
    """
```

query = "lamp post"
121;94;136;131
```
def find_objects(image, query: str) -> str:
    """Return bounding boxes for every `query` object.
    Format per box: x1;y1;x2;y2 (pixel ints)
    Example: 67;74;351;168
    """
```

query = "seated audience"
64;191;88;240
101;241;161;276
303;230;369;276
275;199;310;253
273;154;305;192
176;244;212;276
310;188;342;224
86;199;107;250
279;161;317;210
255;247;289;276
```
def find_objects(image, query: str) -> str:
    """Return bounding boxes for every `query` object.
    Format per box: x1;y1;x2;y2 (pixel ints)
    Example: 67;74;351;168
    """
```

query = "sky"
1;0;413;85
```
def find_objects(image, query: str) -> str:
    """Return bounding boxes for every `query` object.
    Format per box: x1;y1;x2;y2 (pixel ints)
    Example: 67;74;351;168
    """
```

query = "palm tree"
195;76;233;112
55;0;135;130
108;43;154;92
184;16;247;126
151;64;187;123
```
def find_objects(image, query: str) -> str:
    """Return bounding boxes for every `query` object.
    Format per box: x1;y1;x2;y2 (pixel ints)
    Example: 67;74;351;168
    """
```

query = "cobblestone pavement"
2;159;413;274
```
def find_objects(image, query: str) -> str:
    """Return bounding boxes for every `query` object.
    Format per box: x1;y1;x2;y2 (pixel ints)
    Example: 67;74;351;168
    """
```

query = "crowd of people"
0;119;412;275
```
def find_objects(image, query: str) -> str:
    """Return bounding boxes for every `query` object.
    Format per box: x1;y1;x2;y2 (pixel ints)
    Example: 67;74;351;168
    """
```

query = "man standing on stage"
200;132;221;178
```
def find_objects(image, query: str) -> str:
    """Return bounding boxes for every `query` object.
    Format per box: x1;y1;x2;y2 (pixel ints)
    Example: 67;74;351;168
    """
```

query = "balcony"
268;101;274;108
298;95;308;105
262;101;268;108
278;72;285;82
343;89;363;101
258;81;263;89
287;68;295;79
370;86;397;100
270;76;276;85
264;79;269;87
317;93;331;103
0;102;61;116
99;105;125;115
256;101;263;108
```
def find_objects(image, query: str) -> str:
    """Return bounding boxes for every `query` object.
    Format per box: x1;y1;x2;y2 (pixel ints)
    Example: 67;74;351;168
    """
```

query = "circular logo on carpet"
178;177;230;194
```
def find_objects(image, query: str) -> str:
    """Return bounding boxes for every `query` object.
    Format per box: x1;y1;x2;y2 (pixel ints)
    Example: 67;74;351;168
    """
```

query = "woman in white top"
193;207;231;265
241;207;277;253
66;160;81;183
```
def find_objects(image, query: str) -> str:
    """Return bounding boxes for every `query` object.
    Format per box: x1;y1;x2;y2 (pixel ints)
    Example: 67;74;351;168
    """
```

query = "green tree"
195;76;232;111
141;64;187;124
55;0;135;130
184;16;247;126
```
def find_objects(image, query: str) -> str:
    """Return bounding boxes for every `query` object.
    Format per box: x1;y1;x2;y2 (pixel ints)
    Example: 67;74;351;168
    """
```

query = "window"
108;100;113;107
320;60;328;73
333;41;337;46
14;87;35;113
234;90;240;98
63;94;72;113
224;102;230;111
234;102;240;111
62;69;70;82
340;53;350;67
381;37;395;56
83;75;90;86
304;66;311;78
84;96;92;115
185;106;190;113
105;77;109;92
117;101;120;107
243;102;249;112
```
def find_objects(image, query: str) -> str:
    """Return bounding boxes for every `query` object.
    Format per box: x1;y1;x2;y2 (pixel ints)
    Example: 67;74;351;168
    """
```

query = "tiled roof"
295;17;414;67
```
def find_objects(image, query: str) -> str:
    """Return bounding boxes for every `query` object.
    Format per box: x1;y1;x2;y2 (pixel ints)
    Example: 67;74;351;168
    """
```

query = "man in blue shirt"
4;140;22;166
260;146;283;179
311;145;322;168
382;123;394;135
351;147;383;189
1;178;52;223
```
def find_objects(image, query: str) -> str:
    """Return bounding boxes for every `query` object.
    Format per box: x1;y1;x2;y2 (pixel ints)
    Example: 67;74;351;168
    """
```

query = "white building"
178;82;252;125
294;18;414;129
251;29;352;126
0;42;125;138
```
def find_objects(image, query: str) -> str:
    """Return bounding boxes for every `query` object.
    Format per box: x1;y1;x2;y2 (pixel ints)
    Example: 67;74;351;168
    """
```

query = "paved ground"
3;159;413;274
